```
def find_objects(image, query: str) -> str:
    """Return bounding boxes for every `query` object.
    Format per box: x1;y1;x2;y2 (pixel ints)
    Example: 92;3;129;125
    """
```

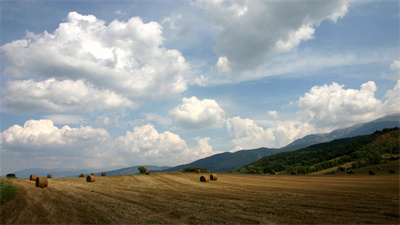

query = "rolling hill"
164;113;399;172
162;147;281;172
233;128;399;174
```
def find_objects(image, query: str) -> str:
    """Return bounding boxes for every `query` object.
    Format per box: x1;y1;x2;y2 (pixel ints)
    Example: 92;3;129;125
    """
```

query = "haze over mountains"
5;114;399;178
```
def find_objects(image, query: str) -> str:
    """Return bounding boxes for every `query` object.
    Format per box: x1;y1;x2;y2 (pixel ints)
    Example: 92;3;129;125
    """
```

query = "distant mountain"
5;167;115;179
163;148;281;172
101;165;171;176
5;165;169;178
165;113;399;173
281;113;400;151
233;128;399;174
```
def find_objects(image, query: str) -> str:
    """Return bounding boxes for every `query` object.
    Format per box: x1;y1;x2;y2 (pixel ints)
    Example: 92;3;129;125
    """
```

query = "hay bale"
86;175;96;182
90;173;95;176
210;174;218;181
270;170;276;175
145;170;150;175
36;177;48;188
389;170;396;174
47;174;52;178
200;175;209;182
79;173;84;177
195;169;201;173
101;172;106;176
290;171;297;175
30;174;37;181
252;170;257;174
347;170;354;174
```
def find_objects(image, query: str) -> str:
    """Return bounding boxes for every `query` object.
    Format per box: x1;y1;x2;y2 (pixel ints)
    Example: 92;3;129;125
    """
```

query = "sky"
0;0;399;174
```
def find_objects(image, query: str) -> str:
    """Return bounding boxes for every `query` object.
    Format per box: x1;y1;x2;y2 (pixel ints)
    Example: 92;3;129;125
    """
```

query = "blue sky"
1;0;399;174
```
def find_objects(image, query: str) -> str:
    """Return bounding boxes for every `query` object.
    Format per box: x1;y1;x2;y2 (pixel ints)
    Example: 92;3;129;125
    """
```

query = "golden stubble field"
1;171;399;224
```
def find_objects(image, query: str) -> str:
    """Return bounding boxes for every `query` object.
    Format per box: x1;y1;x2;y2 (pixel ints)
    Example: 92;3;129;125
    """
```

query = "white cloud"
267;110;278;119
0;12;190;112
226;116;313;149
382;80;400;113
297;81;383;130
193;0;350;74
275;25;315;53
1;120;217;172
0;119;109;148
390;60;400;71
169;96;226;129
227;80;400;149
215;56;231;73
1;79;135;113
95;115;121;128
110;124;215;166
162;13;182;30
389;60;400;80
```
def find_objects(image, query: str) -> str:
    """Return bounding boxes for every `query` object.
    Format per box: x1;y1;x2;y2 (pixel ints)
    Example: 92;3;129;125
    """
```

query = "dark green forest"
232;128;399;174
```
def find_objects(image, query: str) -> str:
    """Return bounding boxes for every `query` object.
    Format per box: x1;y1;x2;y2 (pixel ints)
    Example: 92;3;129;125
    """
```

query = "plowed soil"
1;172;399;224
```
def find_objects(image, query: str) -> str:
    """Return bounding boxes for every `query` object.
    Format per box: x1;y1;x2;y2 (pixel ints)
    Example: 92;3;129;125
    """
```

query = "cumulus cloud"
0;12;190;112
1;120;217;172
389;60;400;80
193;0;350;74
169;96;226;129
227;80;400;149
0;119;109;150
297;81;384;130
382;80;400;113
110;124;215;166
1;79;135;113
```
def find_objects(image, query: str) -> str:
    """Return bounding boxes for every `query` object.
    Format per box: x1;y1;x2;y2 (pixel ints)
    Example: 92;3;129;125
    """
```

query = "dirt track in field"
1;172;399;224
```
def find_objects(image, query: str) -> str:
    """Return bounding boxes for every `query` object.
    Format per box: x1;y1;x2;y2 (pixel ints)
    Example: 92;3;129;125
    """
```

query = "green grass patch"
0;179;17;203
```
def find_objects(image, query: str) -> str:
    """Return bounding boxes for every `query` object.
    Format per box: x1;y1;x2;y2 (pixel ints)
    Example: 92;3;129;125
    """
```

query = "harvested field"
0;172;399;224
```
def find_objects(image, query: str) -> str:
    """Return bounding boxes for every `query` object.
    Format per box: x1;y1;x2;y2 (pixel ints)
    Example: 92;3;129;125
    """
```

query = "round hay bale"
195;169;201;173
30;174;37;181
86;175;96;182
389;170;396;174
90;173;95;176
145;170;150;175
252;170;257;174
210;174;218;181
290;171;297;175
101;172;106;176
347;170;354;174
36;177;48;188
79;173;84;177
47;174;52;178
369;170;376;175
200;175;209;182
270;170;276;175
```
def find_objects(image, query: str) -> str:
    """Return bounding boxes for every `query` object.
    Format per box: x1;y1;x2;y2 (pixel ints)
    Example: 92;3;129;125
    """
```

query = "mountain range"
233;127;399;174
7;165;170;179
4;113;399;177
163;113;399;172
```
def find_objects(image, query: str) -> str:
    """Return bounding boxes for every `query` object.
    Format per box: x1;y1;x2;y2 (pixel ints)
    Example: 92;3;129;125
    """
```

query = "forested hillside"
233;128;399;174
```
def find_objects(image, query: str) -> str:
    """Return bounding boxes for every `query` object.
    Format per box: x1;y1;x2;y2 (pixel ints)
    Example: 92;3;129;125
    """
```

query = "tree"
138;166;147;174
